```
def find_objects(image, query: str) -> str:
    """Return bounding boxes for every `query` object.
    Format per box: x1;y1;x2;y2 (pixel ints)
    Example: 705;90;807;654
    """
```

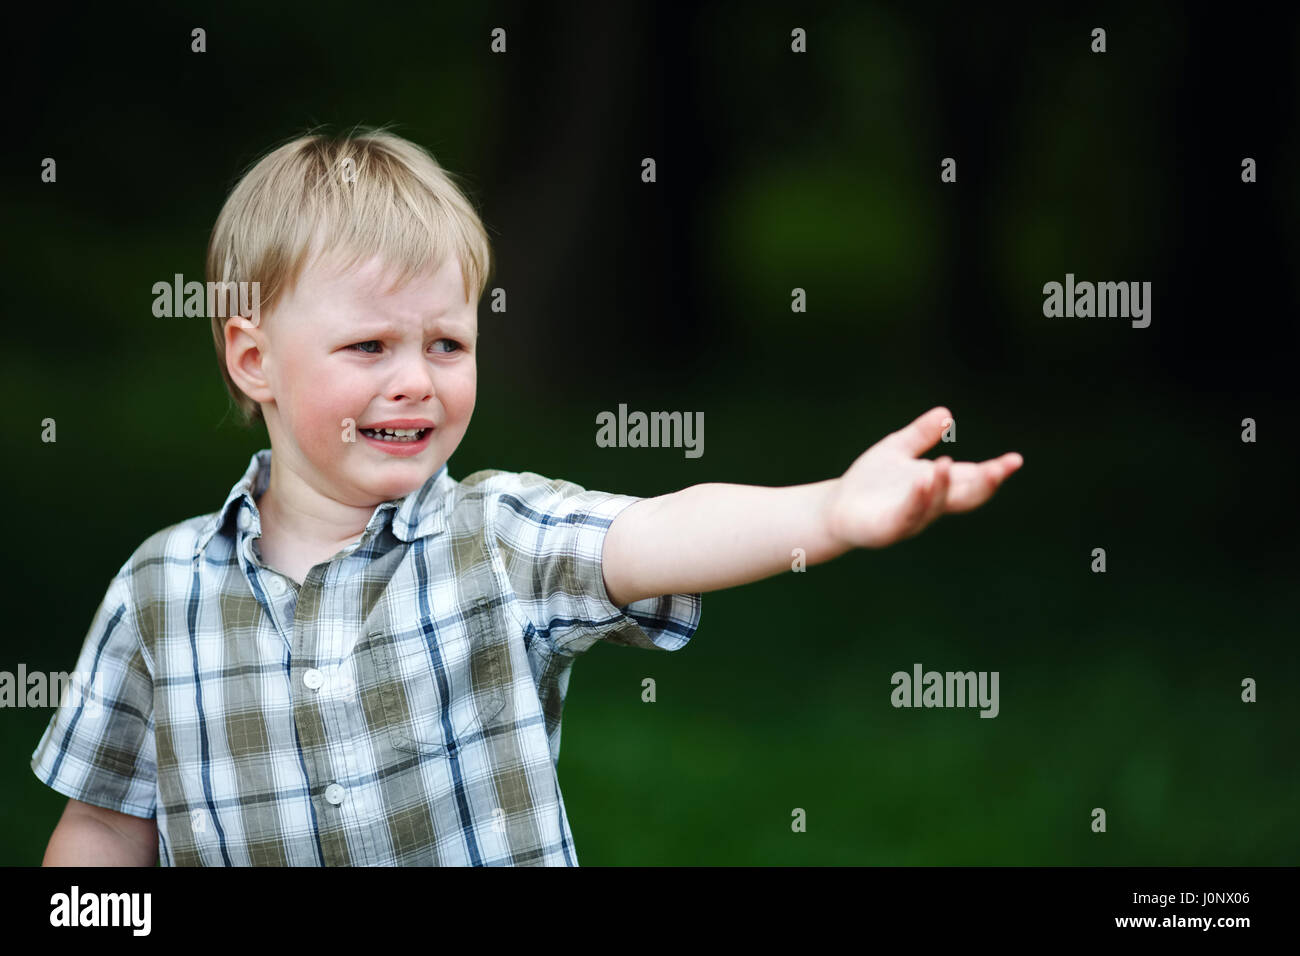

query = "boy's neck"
255;458;374;556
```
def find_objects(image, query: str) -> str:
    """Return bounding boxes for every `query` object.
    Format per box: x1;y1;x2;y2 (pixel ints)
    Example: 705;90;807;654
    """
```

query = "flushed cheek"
273;354;336;434
294;406;358;464
440;369;476;419
291;381;368;458
311;371;373;439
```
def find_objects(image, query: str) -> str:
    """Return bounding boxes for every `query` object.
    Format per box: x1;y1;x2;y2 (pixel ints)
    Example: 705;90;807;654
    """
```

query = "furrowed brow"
347;316;472;339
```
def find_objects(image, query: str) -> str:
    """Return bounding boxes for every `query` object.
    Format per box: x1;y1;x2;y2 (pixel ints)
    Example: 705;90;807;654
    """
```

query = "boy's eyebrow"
344;315;477;339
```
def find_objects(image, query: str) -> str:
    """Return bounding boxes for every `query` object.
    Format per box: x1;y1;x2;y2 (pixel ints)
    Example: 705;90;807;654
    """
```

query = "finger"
944;455;1018;512
989;452;1023;481
881;406;952;458
943;462;995;512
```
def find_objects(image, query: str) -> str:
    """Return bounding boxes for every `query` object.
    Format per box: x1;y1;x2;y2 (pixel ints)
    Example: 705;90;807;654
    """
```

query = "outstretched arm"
601;407;1023;607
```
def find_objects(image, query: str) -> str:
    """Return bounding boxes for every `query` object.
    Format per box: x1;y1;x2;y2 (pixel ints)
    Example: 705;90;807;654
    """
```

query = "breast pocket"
364;595;511;757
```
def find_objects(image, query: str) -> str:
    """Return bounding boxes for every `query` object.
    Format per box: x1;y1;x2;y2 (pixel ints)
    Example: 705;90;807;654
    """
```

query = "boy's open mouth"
359;427;432;443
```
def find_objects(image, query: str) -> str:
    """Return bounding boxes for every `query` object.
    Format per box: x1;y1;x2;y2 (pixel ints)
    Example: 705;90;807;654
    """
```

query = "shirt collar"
193;448;455;560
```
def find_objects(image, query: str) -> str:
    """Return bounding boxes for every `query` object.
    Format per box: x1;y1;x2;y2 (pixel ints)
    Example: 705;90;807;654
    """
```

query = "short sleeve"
485;472;703;657
30;564;157;819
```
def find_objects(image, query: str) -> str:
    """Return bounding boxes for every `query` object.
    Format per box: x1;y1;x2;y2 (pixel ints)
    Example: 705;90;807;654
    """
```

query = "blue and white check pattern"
31;449;702;865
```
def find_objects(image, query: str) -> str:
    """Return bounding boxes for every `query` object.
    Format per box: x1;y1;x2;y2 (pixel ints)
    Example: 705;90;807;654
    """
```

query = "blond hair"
205;127;493;424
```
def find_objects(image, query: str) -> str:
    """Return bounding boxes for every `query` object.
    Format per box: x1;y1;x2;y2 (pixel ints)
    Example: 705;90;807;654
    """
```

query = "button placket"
294;571;351;825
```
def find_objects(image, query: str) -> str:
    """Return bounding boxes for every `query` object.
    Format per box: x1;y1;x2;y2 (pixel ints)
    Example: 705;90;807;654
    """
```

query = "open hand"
825;407;1023;549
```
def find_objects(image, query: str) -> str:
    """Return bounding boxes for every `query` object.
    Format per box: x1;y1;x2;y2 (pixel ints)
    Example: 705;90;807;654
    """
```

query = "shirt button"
303;668;324;690
324;784;346;805
267;577;286;596
238;509;252;531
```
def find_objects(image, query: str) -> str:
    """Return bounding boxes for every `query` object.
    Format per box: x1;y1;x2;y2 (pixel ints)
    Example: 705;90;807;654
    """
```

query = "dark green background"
2;2;1296;864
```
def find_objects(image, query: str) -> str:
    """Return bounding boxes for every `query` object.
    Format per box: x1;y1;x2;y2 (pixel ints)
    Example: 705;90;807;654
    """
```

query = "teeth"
362;427;427;442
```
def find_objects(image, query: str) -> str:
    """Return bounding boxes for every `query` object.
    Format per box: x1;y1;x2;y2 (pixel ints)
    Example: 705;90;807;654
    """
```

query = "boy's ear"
225;316;275;406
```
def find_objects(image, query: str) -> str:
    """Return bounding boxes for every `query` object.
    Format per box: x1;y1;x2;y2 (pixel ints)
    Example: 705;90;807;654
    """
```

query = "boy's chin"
350;459;440;501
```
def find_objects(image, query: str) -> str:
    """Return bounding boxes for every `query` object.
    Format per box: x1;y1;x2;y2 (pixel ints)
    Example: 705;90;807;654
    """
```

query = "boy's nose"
387;358;436;403
389;385;434;403
390;383;432;401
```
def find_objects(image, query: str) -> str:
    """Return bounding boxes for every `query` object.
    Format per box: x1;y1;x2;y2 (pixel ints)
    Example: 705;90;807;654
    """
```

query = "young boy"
32;129;1022;866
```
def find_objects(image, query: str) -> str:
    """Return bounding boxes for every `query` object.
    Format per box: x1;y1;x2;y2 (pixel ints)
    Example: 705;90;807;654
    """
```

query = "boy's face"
253;252;477;505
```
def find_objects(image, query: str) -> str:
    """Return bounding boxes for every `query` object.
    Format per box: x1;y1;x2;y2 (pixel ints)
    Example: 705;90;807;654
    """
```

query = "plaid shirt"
31;449;702;865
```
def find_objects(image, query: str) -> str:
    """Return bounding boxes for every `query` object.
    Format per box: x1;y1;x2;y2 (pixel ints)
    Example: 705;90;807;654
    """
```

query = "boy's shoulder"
136;512;219;562
110;512;220;582
452;468;590;498
447;468;617;524
119;510;228;608
127;488;249;577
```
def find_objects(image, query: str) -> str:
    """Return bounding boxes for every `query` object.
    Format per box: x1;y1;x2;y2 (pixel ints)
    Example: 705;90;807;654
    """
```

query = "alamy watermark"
1;665;104;717
50;886;151;935
596;403;703;459
152;274;261;324
890;662;999;718
1042;273;1150;328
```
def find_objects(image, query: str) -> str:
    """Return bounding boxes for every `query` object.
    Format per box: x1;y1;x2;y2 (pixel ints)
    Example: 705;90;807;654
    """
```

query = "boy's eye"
347;339;461;354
